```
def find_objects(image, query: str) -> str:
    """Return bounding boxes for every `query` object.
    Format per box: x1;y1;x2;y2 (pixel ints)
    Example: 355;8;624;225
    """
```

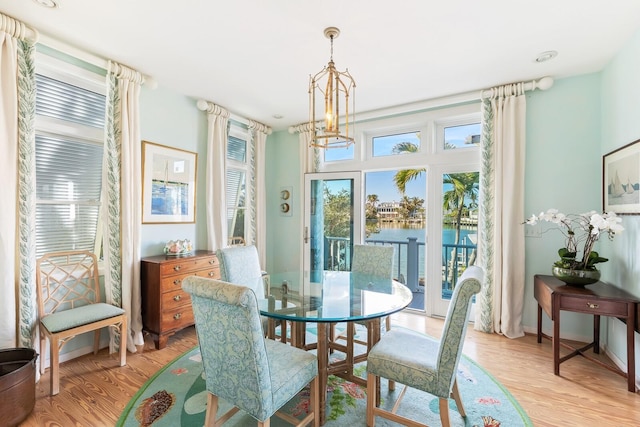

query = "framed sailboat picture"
603;139;640;214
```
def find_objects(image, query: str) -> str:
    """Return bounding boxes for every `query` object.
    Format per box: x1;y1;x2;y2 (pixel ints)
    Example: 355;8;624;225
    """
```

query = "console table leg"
627;305;636;392
553;301;560;376
593;315;600;354
537;304;542;343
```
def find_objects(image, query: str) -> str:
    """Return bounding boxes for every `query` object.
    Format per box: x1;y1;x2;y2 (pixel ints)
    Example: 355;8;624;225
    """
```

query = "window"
35;53;106;259
317;102;481;316
226;125;249;243
372;131;421;157
437;121;481;150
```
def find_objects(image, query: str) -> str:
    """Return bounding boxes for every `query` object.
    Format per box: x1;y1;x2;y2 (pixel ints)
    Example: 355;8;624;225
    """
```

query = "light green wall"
523;73;602;338
138;86;208;257
265;130;304;275
599;27;640;370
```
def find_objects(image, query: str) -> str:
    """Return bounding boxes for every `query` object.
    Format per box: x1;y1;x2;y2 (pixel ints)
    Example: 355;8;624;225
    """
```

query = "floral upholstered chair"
217;245;285;339
217;245;268;298
365;265;483;427
334;244;395;368
182;277;319;427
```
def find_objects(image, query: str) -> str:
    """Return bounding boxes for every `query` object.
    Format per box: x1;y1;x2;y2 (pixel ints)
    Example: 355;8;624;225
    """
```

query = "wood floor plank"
18;312;640;426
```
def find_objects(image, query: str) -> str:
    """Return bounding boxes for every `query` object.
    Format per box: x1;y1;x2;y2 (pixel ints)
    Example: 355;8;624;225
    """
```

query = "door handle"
304;226;309;244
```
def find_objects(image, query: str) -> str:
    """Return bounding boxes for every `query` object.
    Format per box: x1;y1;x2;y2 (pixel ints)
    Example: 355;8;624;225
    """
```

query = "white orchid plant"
524;209;624;271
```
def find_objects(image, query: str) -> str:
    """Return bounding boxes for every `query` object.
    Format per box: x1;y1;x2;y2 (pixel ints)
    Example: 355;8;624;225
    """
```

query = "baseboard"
39;336;112;370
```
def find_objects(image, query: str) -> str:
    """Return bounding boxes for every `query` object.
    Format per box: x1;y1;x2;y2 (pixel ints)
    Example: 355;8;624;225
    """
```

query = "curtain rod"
480;76;554;98
196;99;272;134
292;76;554;132
37;33;157;88
0;12;38;42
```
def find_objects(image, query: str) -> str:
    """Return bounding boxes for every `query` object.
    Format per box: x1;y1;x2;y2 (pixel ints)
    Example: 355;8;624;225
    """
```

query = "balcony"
324;236;476;310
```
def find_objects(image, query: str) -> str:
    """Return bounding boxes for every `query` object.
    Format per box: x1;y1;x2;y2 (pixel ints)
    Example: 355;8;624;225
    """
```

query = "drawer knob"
173;295;182;301
174;265;182;271
586;302;599;309
173;279;182;286
174;313;182;320
208;271;215;277
209;259;216;265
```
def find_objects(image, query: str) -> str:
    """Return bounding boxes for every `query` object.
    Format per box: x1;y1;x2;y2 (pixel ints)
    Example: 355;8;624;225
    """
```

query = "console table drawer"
560;297;628;317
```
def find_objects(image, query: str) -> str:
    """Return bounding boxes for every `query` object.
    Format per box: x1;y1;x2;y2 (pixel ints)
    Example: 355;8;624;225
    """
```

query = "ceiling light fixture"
32;0;59;8
308;27;356;149
535;50;558;63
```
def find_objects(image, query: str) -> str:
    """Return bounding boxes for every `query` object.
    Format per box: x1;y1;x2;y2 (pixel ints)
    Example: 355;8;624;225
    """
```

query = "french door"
303;172;362;290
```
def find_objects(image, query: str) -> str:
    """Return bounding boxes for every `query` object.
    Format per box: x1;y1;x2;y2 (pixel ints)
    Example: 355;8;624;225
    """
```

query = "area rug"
118;330;532;427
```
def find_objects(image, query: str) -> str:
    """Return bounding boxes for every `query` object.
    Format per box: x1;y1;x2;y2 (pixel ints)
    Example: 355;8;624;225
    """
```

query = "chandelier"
308;27;356;149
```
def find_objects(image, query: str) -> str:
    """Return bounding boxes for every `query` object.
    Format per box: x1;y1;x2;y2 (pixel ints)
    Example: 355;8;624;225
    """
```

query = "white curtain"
248;120;271;267
202;101;230;251
289;122;318;173
475;83;527;338
103;61;144;352
0;14;37;350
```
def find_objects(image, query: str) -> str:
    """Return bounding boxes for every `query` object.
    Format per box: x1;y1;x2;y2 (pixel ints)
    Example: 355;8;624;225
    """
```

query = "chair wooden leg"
204;392;217;427
93;330;100;354
39;333;46;375
50;336;60;395
119;316;128;366
451;379;465;417
366;372;376;426
439;398;451;427
311;376;320;427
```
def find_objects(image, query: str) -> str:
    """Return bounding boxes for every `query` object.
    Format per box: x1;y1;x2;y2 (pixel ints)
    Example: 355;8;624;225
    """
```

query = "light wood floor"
19;311;640;426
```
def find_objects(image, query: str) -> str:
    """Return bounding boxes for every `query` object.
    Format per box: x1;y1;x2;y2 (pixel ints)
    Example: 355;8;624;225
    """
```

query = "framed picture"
142;141;197;223
602;138;640;215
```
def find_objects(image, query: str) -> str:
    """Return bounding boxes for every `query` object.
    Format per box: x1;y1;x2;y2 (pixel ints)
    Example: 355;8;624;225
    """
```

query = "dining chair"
333;244;395;363
365;265;483;427
182;276;320;427
217;245;285;340
35;250;127;395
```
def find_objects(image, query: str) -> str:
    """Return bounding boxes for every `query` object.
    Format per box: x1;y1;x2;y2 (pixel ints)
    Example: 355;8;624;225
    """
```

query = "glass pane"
364;170;426;310
226;169;246;242
35;204;99;258
323;144;354;162
227;208;245;242
443;123;481;150
36;74;105;129
227;135;246;162
372;131;421;157
309;178;354;277
441;171;479;300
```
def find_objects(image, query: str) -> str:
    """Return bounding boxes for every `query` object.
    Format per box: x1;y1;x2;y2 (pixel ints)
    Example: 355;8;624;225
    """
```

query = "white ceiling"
3;0;640;131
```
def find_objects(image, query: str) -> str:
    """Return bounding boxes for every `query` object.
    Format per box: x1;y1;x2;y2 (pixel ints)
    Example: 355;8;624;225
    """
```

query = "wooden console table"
534;274;638;392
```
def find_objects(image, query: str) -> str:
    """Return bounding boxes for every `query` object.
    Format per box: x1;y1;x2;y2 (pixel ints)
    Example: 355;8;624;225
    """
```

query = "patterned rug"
118;329;532;427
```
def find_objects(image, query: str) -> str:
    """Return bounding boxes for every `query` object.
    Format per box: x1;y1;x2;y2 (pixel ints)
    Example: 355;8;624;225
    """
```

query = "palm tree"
392;141;479;287
443;172;479;286
392;142;425;193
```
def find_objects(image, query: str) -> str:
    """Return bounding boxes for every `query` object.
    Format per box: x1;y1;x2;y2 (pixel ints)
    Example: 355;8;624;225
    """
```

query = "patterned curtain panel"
248;120;271;267
475;84;527;338
103;61;144;353
0;16;37;350
201;101;230;251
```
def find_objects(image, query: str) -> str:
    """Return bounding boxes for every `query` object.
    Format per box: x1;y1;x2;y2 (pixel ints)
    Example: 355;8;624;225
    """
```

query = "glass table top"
257;270;413;323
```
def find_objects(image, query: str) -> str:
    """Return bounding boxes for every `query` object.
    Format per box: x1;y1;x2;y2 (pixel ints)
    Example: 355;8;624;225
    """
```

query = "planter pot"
552;266;601;287
0;348;38;427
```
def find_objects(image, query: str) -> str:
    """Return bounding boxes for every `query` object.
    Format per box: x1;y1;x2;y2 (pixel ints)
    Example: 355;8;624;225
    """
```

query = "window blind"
35;71;106;258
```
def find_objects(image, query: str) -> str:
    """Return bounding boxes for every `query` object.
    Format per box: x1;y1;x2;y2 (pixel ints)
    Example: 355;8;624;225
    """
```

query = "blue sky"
365;170;425;202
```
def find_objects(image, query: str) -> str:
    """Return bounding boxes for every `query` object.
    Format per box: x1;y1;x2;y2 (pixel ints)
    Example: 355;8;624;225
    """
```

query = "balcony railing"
324;236;476;296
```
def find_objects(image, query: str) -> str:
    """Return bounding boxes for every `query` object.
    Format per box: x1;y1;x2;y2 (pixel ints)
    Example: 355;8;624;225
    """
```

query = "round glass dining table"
257;270;413;425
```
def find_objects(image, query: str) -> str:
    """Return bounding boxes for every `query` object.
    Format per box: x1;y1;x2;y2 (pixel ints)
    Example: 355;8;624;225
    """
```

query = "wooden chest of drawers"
141;250;219;349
